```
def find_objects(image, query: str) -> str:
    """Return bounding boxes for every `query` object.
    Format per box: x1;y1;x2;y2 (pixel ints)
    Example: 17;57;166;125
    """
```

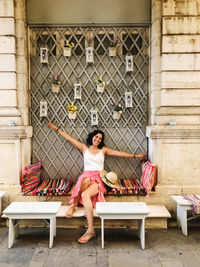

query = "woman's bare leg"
66;177;90;217
78;183;99;242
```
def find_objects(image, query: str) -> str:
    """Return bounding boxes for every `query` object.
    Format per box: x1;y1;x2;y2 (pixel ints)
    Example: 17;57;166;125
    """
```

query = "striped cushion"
107;178;146;195
140;161;156;197
22;162;43;194
29;178;73;196
183;195;200;219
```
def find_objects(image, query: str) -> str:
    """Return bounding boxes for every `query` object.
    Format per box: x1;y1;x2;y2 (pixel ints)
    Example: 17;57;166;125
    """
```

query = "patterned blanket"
26;178;73;196
23;176;147;196
183;195;200;219
107;178;146;195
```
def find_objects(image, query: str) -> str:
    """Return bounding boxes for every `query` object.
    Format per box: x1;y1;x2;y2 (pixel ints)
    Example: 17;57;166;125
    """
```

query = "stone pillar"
148;0;200;201
149;0;162;127
0;0;32;185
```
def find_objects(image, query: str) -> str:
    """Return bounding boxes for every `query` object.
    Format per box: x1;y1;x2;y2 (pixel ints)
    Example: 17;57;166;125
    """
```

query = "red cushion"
140;161;156;197
22;162;43;194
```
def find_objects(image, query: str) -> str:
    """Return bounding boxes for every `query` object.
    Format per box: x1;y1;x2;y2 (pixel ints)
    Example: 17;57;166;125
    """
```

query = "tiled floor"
0;226;200;267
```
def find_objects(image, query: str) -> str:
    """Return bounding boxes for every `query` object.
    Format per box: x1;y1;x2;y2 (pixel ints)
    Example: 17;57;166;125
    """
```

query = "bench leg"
53;217;56;237
15;220;20;238
138;219;145;249
177;205;187;236
8;219;15;248
101;218;104;249
49;218;54;248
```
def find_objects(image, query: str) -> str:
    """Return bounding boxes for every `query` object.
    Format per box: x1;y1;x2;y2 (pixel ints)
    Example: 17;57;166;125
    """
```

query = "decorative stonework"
0;0;31;185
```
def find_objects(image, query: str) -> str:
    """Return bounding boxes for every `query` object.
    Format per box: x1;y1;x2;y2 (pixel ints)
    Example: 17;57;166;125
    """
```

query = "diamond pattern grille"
29;26;149;181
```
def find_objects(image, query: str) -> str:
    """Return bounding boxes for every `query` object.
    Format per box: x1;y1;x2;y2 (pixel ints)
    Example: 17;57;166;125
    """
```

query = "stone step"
56;204;171;229
57;204;171;218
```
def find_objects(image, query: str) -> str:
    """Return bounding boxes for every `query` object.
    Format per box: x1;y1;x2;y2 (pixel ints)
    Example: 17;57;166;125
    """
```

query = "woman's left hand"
136;152;147;158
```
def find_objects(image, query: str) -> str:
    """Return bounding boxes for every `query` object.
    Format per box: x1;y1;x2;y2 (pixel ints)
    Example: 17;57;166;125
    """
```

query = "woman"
48;121;146;243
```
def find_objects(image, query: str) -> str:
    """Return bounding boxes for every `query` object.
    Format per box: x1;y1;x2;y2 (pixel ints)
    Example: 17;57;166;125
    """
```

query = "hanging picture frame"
91;108;98;126
86;46;94;64
125;91;133;108
74;81;82;100
40;100;48;117
40;46;48;64
125;55;133;72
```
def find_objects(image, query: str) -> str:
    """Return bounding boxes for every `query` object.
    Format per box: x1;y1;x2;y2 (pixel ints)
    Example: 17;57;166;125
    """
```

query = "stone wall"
148;0;200;211
0;0;32;187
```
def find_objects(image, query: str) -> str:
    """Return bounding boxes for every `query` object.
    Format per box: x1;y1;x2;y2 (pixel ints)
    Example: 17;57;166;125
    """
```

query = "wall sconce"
125;55;133;72
74;81;82;100
40;100;48;117
91;108;98;126
86;46;94;64
40;46;48;64
125;91;133;108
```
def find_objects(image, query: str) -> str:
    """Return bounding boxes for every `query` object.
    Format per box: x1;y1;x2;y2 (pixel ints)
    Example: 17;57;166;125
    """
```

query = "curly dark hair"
86;130;105;149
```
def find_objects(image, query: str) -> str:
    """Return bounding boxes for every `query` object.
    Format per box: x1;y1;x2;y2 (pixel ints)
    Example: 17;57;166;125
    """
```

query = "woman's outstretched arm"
48;121;86;152
103;147;147;159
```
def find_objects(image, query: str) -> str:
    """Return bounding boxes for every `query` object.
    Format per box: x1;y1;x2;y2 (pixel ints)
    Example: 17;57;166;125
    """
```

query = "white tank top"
84;149;104;171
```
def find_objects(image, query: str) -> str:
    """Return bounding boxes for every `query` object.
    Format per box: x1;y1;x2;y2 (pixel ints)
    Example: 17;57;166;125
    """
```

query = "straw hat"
100;170;119;188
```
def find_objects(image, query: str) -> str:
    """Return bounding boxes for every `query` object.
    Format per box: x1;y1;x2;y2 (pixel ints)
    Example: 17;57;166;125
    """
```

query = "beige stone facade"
0;0;200;220
148;0;200;212
0;0;31;194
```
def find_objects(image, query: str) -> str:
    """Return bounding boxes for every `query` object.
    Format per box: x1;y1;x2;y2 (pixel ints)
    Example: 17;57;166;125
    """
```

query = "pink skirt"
69;170;106;208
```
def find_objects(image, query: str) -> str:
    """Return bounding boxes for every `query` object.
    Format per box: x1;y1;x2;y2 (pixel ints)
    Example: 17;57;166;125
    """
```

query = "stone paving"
0;226;200;267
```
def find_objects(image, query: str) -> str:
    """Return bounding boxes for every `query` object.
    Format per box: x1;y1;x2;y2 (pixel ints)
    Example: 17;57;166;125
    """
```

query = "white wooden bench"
58;203;170;249
171;195;200;236
3;201;61;248
96;202;150;249
2;203;171;248
57;204;171;231
56;205;171;249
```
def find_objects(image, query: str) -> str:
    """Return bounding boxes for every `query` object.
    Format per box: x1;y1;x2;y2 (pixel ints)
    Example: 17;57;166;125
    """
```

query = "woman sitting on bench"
48;121;146;243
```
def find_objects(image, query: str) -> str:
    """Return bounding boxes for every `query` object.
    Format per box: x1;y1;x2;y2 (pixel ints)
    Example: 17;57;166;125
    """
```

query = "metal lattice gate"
29;25;149;181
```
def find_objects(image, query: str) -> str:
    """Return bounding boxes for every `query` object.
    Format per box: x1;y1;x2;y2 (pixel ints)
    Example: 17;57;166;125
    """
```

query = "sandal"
78;231;96;243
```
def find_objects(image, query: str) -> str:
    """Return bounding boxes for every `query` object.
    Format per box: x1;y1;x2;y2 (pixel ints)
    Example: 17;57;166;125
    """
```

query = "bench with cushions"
21;162;73;196
21;160;156;197
4;161;171;231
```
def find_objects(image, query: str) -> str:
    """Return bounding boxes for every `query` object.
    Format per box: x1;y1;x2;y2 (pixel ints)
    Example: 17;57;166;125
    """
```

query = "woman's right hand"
48;120;85;152
48;121;57;131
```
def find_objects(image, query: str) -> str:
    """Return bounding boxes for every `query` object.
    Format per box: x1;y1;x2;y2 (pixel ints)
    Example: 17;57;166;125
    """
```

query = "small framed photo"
40;100;48;117
125;55;133;72
91;108;98;126
125;91;133;108
40;46;48;64
74;81;82;100
86;46;94;64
